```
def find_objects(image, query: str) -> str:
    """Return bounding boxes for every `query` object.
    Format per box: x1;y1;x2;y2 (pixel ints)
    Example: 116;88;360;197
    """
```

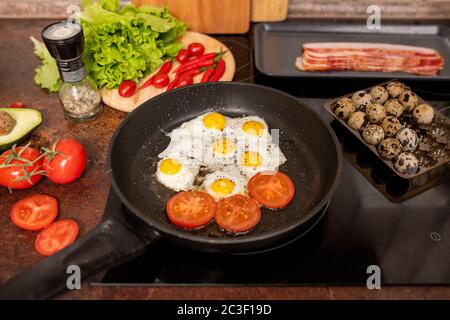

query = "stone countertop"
0;19;449;300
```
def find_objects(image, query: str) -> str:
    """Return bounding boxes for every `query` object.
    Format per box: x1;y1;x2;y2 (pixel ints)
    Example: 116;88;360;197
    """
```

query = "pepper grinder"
41;21;102;121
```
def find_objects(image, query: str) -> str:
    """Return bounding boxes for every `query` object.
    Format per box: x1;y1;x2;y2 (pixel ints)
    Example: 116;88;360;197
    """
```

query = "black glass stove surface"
98;30;450;286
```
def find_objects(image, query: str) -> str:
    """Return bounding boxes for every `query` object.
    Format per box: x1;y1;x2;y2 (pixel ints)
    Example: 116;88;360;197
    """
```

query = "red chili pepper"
178;67;202;79
140;61;173;89
166;78;179;91
201;68;215;82
176;59;214;76
211;59;226;82
174;52;217;73
159;60;173;74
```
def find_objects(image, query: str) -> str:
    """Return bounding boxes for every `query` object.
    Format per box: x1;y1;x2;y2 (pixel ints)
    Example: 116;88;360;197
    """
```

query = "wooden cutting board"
251;0;288;22
132;0;250;34
101;31;235;113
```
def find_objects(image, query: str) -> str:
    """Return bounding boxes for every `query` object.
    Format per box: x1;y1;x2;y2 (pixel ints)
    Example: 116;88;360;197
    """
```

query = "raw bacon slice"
296;42;444;76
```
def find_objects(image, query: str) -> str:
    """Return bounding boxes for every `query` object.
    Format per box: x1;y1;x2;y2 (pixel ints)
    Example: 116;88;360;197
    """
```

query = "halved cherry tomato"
43;139;87;184
118;80;136;97
176;49;190;64
166;191;216;229
215;195;261;233
35;219;79;256
188;42;205;57
0;146;43;189
11;195;58;231
248;171;295;209
152;73;170;88
9;102;27;108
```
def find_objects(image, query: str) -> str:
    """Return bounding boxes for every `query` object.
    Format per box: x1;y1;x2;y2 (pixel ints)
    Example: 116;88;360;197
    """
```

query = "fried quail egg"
237;143;287;177
203;169;247;200
156;155;200;191
204;137;237;168
181;111;230;140
159;127;205;162
370;86;389;104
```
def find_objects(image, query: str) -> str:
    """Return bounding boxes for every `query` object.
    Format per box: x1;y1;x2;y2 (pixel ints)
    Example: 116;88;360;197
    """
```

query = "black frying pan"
0;83;341;299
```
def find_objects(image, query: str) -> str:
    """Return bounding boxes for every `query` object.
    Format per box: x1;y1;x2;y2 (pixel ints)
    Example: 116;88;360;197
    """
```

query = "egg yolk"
211;178;235;196
203;112;227;131
160;158;182;175
212;138;235;155
241;151;262;167
242;120;264;136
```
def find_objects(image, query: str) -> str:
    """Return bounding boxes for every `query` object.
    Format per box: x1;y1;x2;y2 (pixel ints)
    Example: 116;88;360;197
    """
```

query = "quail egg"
377;138;402;160
386;81;404;98
370;86;389;104
412;104;434;125
334;97;356;119
393;152;419;176
362;124;385;146
351;90;373;111
380;116;401;137
384;99;404;118
396;128;419;152
366;103;386;124
398;89;419;112
347;111;367;131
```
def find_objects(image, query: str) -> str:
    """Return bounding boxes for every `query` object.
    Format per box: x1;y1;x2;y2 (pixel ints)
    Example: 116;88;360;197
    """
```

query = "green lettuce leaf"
30;36;61;92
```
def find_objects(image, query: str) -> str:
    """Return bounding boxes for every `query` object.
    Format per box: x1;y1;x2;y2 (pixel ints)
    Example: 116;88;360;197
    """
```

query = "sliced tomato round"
166;191;216;229
248;171;295;209
215;195;261;233
35;219;79;256
11;195;58;231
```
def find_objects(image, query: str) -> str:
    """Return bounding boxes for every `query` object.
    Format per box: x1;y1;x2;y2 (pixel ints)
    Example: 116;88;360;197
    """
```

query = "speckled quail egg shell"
370;86;389;104
412;104;434;125
384;99;404;118
351;90;373;111
393;152;419;176
398;90;419;112
366;104;386;124
362;124;385;146
334;97;356;119
386;81;404;98
377;138;402;160
396;128;419;152
347;111;367;131
380;116;401;137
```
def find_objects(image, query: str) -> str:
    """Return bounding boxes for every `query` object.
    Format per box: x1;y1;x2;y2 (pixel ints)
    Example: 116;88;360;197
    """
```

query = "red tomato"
11;195;58;231
166;191;216;229
0;146;43;189
248;171;295;209
188;42;205;57
177;74;194;88
176;49;190;64
9;102;27;108
118;80;136;97
35;219;79;256
215;195;261;233
43;139;87;184
152;73;170;88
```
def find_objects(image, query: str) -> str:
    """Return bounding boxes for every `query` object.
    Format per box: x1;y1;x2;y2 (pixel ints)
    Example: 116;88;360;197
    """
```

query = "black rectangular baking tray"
254;23;450;80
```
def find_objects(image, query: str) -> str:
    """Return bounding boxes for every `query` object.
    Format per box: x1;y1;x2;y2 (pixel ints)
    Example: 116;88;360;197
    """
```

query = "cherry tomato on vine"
0;146;43;189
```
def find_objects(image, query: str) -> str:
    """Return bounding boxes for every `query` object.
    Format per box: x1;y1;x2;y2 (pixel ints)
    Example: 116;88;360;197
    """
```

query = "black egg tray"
331;120;450;202
324;80;450;179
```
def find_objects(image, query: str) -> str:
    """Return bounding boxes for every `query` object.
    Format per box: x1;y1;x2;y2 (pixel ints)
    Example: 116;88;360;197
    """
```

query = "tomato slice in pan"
35;219;79;256
215;195;261;233
11;195;58;231
166;191;216;229
248;171;295;209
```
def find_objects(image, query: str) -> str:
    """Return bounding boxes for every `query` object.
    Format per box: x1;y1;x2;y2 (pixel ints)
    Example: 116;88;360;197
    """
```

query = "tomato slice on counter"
248;171;295;209
35;219;79;256
11;195;58;231
215;195;261;233
166;191;216;229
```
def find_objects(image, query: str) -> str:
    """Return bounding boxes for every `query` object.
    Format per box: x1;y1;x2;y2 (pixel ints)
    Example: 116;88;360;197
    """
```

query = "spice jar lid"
41;21;84;61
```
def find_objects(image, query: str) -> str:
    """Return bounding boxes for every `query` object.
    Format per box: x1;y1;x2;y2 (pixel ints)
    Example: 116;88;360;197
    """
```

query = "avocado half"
0;108;42;152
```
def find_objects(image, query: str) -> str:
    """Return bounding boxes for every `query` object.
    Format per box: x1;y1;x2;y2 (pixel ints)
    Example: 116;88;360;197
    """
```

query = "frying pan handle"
0;216;160;299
